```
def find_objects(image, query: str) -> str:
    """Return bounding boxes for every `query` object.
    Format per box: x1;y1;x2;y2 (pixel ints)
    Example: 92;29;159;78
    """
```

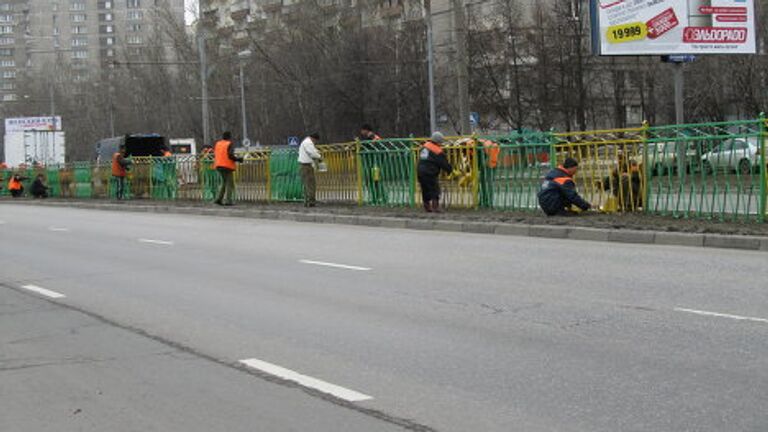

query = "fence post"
471;134;480;209
642;120;651;214
759;113;767;223
355;139;363;206
548;129;557;169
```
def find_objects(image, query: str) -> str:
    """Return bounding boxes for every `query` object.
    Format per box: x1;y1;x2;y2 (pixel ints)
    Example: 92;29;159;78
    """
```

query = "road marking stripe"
674;307;768;324
138;238;175;246
21;285;66;299
240;358;373;402
48;227;70;232
299;260;371;271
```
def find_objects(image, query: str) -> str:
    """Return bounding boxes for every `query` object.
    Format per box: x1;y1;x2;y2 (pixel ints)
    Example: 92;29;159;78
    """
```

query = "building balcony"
232;30;250;48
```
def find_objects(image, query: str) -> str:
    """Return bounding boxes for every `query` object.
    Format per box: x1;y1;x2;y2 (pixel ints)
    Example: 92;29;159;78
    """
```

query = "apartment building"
0;0;185;103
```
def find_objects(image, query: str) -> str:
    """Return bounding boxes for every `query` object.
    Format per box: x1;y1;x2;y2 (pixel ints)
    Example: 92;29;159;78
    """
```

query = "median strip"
240;358;373;402
674;307;768;324
21;284;66;299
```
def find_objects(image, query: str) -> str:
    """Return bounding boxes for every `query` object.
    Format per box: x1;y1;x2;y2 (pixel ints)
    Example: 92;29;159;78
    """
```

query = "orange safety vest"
214;139;236;170
423;141;444;155
479;139;500;169
163;151;172;157
8;176;22;191
553;166;575;185
112;153;127;177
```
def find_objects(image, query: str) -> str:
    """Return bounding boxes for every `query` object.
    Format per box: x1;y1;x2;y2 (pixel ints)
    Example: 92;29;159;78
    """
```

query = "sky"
185;0;198;25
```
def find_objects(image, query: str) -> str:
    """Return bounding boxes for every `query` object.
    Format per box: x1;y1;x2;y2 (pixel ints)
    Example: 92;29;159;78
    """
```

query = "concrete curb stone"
654;232;705;248
406;219;435;230
462;222;497;234
529;226;569;239
494;225;530;236
608;230;656;244
704;234;762;251
433;220;464;232
568;227;610;242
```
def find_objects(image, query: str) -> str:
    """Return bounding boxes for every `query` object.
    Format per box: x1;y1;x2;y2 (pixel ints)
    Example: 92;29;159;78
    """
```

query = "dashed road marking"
138;238;175;246
299;260;371;272
48;227;70;232
674;307;768;324
21;284;66;299
240;358;373;402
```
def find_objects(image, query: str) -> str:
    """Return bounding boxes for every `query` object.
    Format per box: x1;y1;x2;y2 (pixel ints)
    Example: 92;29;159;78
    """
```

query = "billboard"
592;0;757;55
5;116;63;133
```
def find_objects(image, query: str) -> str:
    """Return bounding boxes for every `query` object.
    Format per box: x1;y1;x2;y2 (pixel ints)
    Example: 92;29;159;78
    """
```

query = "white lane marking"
674;307;768;324
138;238;175;246
240;358;373;402
299;260;371;272
48;227;70;232
21;284;66;299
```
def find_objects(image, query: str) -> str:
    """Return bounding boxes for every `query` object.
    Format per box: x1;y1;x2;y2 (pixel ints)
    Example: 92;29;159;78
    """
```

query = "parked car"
648;142;698;175
701;138;759;175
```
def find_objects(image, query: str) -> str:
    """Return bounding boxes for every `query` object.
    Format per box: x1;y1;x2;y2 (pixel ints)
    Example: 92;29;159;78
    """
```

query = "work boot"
431;199;442;213
423;201;433;213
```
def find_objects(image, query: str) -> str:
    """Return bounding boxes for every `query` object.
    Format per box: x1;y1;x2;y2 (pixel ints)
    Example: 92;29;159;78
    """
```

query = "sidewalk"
3;198;767;252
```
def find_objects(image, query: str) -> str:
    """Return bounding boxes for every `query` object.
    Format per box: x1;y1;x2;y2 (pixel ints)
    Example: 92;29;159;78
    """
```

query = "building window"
70;1;86;11
99;1;113;9
72;49;88;59
1;82;15;90
126;35;142;45
0;14;13;23
100;13;113;21
0;47;12;56
0;4;12;12
3;93;17;101
0;25;13;34
127;10;143;20
126;0;140;8
127;23;141;32
2;70;16;78
0;37;13;45
71;13;86;22
71;37;87;47
0;59;15;67
72;25;86;34
99;24;114;33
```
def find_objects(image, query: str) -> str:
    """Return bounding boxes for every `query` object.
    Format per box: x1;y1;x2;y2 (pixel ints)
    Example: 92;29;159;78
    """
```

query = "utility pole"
424;0;437;134
453;0;471;134
197;3;210;148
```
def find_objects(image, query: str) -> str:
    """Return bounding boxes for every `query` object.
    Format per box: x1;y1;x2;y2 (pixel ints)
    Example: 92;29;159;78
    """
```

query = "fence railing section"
2;118;766;222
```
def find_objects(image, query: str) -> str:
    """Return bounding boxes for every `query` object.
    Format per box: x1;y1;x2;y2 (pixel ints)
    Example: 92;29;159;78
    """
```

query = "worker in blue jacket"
538;157;592;216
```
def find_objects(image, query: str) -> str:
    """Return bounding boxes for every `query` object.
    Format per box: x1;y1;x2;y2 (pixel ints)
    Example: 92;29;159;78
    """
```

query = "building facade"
0;0;185;103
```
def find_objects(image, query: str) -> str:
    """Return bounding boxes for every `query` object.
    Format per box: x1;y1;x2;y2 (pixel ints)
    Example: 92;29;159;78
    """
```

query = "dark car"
95;134;167;163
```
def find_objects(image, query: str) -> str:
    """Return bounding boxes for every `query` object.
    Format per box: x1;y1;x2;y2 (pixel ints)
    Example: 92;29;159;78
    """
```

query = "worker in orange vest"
8;173;26;198
213;131;243;206
417;132;453;213
112;144;131;200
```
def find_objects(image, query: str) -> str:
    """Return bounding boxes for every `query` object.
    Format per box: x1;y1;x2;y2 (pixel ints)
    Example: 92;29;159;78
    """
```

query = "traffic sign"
288;136;300;147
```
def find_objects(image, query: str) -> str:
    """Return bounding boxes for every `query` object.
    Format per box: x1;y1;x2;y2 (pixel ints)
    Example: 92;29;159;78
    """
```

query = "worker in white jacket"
298;133;322;207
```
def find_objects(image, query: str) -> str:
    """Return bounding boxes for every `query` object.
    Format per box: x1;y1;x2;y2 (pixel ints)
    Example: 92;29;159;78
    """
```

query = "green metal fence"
2;118;766;223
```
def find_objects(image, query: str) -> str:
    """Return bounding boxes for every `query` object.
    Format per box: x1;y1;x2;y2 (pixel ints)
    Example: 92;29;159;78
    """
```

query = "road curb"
3;200;766;253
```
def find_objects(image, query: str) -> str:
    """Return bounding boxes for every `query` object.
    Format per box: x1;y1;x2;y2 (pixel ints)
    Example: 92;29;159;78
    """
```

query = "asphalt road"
1;203;767;432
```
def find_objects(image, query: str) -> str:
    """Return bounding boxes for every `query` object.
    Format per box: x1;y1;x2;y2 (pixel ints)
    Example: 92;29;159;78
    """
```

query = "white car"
701;138;760;175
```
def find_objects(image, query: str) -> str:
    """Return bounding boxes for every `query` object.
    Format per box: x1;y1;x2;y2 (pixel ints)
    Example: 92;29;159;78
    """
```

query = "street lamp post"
238;50;252;148
423;0;437;134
